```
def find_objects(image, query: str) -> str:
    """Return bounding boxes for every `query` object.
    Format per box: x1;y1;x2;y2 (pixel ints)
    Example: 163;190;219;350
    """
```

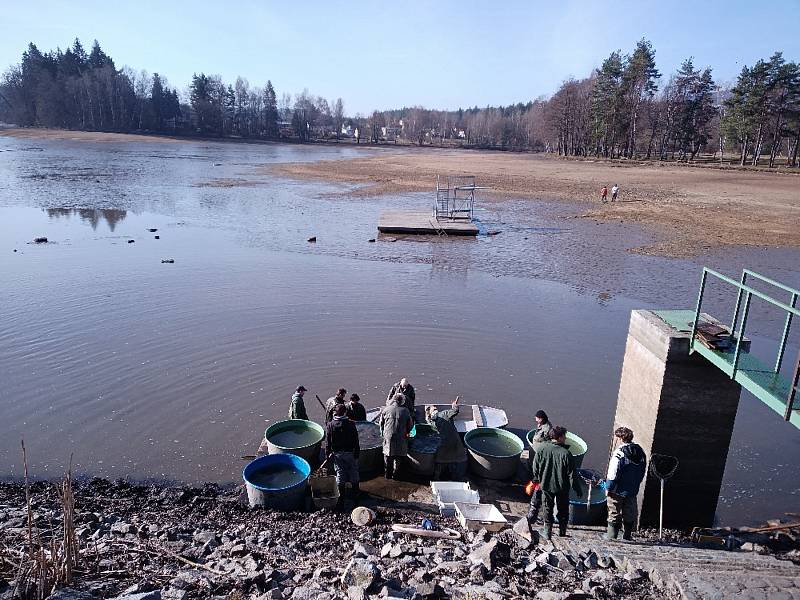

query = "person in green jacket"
288;386;309;420
531;426;581;540
426;396;467;480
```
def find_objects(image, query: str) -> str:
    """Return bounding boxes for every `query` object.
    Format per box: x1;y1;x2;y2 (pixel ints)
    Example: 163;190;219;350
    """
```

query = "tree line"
1;37;798;166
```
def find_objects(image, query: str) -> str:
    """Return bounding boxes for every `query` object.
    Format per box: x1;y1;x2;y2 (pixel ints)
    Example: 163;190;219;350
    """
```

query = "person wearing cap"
531;426;581;540
386;378;416;421
288;386;309;420
326;403;361;510
526;410;552;524
426;396;467;480
380;393;413;479
347;393;367;421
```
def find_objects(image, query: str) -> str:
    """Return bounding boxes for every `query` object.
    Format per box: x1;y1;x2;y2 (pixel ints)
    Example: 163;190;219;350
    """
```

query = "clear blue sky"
2;0;799;115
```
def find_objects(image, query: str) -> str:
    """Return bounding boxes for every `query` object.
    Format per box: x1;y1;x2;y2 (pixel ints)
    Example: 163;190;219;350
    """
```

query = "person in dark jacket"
526;409;553;524
325;388;347;424
380;393;413;479
386;378;416;421
603;426;647;540
347;393;367;421
426;396;466;480
288;385;309;420
531;426;581;540
326;404;361;509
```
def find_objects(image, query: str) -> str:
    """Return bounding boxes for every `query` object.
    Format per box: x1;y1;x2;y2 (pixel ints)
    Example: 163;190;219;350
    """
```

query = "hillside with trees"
1;38;798;167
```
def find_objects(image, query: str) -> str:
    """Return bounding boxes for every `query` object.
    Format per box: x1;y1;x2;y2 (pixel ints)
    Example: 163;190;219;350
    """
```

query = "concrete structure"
377;211;479;236
612;310;743;529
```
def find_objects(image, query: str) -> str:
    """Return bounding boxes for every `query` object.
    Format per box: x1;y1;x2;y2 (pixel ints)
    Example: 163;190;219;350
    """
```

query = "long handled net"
649;454;679;539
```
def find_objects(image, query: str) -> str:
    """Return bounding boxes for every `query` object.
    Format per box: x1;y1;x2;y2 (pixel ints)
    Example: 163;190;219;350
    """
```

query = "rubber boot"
526;506;539;526
351;482;361;505
335;485;346;512
384;459;393;480
540;523;553;541
558;522;568;537
602;523;620;541
622;521;634;541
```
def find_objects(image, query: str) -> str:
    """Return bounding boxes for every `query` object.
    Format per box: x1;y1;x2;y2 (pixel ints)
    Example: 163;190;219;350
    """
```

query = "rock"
161;259;175;264
582;551;598;569
353;541;377;558
381;542;393;558
597;555;615;569
34;237;48;243
413;582;444;598
110;522;137;535
193;531;217;545
307;237;316;243
534;591;570;600
467;538;510;571
512;517;533;542
346;585;368;600
108;592;162;600
487;230;502;236
389;544;405;558
341;558;379;589
160;590;188;600
47;589;95;600
553;551;575;571
256;590;283;600
623;568;648;583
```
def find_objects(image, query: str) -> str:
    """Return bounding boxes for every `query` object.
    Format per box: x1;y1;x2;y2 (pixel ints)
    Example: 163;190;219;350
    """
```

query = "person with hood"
531;426;581;540
426;396;466;480
386;378;416;421
326;403;360;510
347;393;367;421
526;409;553;524
603;426;647;541
288;386;309;420
379;393;413;479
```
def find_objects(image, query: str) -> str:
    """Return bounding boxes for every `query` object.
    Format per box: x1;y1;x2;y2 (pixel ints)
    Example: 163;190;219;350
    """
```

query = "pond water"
1;134;798;525
356;421;382;449
247;464;308;489
467;430;524;457
267;427;323;448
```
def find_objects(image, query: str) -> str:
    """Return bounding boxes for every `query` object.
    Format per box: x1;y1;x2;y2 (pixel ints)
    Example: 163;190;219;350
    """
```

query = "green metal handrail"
690;268;800;421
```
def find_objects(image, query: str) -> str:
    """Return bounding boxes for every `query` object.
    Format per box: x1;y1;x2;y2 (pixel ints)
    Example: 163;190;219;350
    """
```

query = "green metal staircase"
658;268;799;429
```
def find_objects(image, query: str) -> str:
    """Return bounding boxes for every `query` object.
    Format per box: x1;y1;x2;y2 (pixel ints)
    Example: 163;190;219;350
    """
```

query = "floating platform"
378;211;478;236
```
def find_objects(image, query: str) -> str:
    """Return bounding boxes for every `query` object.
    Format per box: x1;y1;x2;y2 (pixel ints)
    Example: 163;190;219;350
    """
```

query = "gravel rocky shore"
0;479;661;600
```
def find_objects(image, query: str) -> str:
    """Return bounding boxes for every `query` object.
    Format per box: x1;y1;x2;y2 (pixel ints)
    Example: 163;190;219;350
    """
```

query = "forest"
1;38;798;167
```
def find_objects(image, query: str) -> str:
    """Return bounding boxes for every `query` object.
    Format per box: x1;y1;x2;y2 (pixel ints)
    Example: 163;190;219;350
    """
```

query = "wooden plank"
472;405;485;428
378;210;478;236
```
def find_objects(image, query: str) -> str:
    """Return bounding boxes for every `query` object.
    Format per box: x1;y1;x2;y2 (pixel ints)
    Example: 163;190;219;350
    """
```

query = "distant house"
340;124;355;138
381;125;402;141
278;121;295;138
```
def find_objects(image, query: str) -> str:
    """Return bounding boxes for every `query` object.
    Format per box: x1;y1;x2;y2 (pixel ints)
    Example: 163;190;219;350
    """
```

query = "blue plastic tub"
243;454;311;510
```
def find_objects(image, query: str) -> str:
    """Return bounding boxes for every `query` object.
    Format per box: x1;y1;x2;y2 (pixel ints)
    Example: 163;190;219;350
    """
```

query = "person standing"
531;426;581;540
611;184;619;202
386;378;416;421
600;185;608;203
603;426;647;541
347;393;367;421
326;404;361;510
426;396;467;480
380;393;413;479
288;385;309;420
325;388;347;424
526;409;553;524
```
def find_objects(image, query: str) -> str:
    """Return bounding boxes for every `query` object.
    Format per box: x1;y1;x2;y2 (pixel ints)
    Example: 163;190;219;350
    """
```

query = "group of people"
527;411;646;541
600;184;620;202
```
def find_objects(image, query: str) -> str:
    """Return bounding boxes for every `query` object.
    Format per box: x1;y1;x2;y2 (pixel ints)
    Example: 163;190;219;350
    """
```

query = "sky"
2;0;800;115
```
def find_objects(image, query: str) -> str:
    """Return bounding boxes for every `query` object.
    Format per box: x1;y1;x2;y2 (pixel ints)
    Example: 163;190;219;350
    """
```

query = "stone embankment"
1;480;797;600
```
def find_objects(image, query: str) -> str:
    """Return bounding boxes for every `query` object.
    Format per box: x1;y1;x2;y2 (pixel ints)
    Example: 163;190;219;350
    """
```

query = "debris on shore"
161;259;175;264
33;237;48;243
0;479;660;600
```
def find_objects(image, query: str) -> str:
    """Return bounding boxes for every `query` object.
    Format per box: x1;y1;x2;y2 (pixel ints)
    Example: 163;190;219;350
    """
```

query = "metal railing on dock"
689;268;800;426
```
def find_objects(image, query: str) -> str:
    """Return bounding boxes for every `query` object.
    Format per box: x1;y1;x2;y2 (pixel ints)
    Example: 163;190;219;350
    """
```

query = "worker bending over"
426;396;467;481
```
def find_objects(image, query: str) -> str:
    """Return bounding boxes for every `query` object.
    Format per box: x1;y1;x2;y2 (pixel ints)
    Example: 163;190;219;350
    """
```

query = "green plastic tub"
265;419;325;466
525;430;588;468
464;427;524;480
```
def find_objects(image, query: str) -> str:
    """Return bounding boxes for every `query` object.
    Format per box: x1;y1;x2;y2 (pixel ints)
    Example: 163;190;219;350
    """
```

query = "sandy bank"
0;127;186;144
272;150;800;257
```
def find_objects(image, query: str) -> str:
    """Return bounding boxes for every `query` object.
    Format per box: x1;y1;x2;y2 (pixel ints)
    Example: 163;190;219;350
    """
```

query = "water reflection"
46;208;127;231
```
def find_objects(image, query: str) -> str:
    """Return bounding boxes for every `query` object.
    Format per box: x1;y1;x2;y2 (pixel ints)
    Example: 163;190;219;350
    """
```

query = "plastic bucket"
242;454;311;510
355;421;384;476
464;428;523;480
407;424;441;477
525;430;588;469
265;419;324;466
568;477;607;525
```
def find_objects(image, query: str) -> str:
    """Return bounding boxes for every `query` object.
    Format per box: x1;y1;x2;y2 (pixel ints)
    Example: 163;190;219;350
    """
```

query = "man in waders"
531;426;581;540
526;409;553;524
380;393;413;479
326;403;360;510
386;378;416;421
603;426;646;540
426;396;467;481
288;385;309;420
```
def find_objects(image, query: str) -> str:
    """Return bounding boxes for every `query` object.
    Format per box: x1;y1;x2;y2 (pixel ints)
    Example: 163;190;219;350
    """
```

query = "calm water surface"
1;135;798;525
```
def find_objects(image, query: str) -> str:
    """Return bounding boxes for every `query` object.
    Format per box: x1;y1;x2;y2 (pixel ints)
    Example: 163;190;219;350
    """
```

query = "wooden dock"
377;210;478;236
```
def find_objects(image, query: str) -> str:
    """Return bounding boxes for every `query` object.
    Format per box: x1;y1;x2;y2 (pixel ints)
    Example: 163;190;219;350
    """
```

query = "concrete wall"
612;310;741;529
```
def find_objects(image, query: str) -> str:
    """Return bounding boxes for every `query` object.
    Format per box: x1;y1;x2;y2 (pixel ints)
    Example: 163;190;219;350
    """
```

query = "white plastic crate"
453;501;507;532
430;481;471;496
436;488;480;517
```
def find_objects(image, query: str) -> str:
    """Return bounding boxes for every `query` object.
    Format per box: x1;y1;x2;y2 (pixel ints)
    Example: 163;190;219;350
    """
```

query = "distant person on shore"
603;426;647;541
288;385;309;420
426;396;467;480
387;378;416;421
600;185;608;203
531;426;581;540
347;393;367;421
325;388;347;424
526;409;553;524
326;403;360;510
380;393;413;480
611;184;619;201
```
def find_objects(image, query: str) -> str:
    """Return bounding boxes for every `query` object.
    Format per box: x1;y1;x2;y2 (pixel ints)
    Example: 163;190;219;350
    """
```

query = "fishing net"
649;453;679;481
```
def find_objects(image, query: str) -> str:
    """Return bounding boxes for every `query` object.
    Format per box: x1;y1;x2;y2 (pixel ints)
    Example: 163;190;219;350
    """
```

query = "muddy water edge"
1;134;798;526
